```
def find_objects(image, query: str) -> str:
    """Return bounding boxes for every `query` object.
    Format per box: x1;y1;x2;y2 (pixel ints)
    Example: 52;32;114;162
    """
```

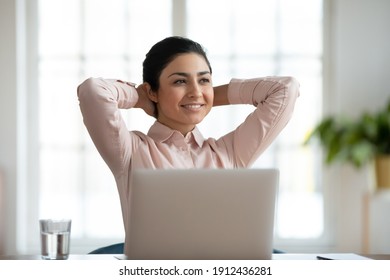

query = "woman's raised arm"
212;84;230;107
77;78;139;176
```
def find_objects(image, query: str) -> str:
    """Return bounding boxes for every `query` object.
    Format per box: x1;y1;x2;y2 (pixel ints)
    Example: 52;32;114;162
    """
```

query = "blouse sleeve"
77;77;139;176
219;76;300;167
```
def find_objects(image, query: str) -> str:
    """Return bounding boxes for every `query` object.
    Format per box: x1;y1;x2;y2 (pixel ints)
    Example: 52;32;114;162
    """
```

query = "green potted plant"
305;100;390;190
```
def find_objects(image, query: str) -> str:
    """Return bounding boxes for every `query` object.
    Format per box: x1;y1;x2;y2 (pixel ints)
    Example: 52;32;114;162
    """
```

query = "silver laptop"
127;168;279;260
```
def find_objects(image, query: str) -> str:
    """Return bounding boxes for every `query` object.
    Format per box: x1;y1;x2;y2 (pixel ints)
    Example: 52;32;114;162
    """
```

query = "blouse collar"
147;121;205;147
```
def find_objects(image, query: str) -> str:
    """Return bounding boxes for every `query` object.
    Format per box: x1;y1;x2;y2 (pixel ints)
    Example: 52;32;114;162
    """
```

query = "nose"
188;82;202;98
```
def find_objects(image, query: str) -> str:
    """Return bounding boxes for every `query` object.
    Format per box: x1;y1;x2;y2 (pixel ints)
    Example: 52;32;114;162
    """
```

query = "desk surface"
0;254;389;260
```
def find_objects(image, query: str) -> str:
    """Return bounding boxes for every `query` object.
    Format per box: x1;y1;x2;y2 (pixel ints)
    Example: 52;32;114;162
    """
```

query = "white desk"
0;254;389;260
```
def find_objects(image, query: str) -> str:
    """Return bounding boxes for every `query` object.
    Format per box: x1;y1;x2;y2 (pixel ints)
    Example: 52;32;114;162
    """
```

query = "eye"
174;79;186;85
199;78;211;84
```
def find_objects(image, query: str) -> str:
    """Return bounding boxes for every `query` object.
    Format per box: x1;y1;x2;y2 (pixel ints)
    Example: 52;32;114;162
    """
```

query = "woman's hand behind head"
135;83;157;118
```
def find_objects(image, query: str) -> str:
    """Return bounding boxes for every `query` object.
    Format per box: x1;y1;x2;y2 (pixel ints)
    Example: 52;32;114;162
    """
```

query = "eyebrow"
168;71;211;78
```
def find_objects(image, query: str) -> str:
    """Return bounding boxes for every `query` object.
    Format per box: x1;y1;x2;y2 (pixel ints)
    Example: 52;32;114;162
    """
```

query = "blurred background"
1;0;389;255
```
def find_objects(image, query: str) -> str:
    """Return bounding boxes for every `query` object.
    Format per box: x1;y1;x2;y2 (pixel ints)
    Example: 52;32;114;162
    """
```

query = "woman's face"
150;53;213;135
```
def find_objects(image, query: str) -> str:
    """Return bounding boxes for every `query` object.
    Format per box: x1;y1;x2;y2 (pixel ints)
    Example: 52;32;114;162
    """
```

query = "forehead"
161;53;210;76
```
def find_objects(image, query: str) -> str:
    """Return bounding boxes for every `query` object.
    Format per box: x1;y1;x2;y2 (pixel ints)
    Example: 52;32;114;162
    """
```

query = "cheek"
158;89;182;108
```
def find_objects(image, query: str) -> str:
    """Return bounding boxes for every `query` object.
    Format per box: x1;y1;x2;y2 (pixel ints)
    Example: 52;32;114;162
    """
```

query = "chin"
189;116;207;125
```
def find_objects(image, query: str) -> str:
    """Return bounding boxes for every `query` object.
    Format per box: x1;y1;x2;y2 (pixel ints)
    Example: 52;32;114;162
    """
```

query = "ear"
144;83;158;103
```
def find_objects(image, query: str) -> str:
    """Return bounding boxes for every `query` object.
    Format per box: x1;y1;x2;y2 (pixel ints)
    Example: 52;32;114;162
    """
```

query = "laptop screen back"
127;168;278;260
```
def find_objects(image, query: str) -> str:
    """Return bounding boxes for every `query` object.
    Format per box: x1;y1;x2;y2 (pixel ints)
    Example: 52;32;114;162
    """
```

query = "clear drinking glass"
39;219;72;260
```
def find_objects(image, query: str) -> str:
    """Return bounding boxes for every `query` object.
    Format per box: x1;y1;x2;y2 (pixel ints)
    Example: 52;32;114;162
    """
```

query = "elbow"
77;77;99;99
77;77;111;104
284;76;300;99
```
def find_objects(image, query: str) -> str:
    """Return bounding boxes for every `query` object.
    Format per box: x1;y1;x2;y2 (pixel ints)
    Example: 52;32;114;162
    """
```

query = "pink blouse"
77;76;299;255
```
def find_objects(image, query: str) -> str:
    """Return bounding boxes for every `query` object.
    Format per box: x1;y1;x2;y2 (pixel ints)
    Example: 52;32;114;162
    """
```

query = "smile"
181;104;204;110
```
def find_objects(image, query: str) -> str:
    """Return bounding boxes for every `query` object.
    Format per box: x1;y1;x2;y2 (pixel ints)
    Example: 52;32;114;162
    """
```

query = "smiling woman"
78;36;299;257
146;53;214;134
138;37;215;134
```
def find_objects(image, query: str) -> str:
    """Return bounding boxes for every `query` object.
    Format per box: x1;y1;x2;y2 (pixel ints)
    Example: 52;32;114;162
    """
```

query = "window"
37;0;172;244
24;0;324;252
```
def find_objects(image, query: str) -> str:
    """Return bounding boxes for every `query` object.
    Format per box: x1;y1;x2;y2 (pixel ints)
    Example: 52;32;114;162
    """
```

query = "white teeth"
184;104;202;109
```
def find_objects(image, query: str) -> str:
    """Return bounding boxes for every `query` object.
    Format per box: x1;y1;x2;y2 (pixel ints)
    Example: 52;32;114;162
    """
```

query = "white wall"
325;0;390;253
1;0;390;255
329;0;390;115
0;0;18;254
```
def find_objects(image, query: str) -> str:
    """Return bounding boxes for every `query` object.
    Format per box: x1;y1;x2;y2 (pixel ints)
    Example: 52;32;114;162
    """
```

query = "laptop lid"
127;168;279;260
